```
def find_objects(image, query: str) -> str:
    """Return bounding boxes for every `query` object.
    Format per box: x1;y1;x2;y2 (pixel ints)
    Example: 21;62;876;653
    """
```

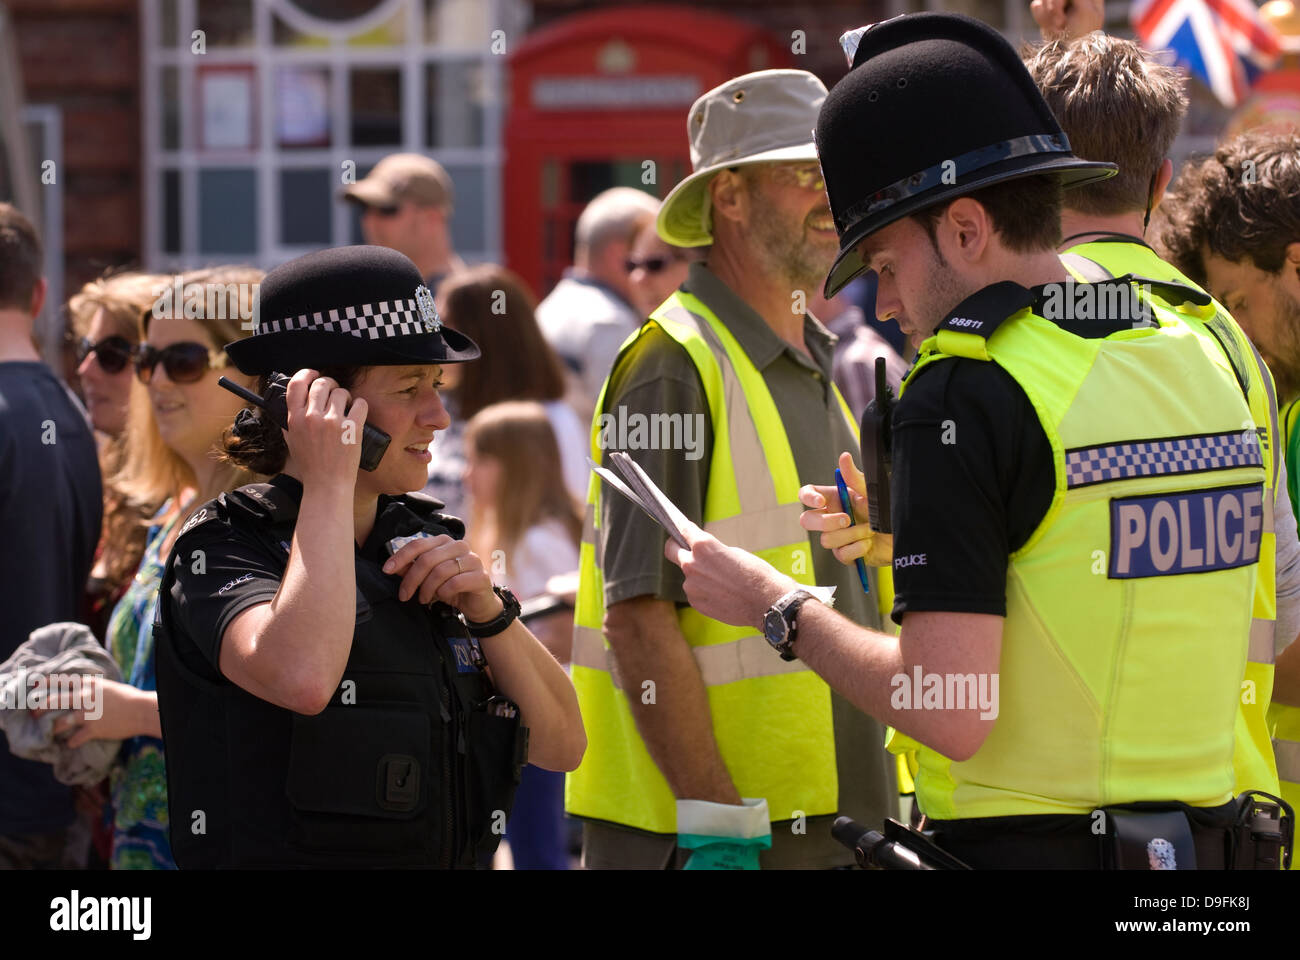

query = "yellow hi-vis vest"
896;280;1264;820
565;290;885;834
1270;395;1300;855
1061;242;1283;803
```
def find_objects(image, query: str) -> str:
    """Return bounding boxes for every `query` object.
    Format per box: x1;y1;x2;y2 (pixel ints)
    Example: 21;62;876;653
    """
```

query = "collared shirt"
594;261;895;867
536;268;642;416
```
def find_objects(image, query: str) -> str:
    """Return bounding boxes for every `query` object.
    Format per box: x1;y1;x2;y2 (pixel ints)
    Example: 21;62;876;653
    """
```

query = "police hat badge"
415;284;441;333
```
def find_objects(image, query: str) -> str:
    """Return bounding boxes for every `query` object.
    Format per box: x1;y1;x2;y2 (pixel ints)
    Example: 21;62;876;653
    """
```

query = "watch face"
764;607;789;647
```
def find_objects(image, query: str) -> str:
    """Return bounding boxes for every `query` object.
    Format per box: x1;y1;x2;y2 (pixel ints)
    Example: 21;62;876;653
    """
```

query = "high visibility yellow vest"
1269;395;1300;858
564;290;884;834
1061;242;1283;803
896;280;1264;820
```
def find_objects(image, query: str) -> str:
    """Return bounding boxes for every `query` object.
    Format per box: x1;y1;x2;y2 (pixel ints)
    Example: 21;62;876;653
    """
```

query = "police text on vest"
1109;484;1263;578
49;891;151;940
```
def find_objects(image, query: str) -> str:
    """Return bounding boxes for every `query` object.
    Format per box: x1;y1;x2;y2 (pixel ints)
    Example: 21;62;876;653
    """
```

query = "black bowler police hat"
817;12;1118;298
224;245;480;375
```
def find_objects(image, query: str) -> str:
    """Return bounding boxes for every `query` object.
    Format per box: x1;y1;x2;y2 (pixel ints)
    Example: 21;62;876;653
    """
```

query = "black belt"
924;800;1241;870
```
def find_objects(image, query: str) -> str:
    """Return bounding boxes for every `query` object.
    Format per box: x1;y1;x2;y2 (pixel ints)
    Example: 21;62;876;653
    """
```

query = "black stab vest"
154;480;528;868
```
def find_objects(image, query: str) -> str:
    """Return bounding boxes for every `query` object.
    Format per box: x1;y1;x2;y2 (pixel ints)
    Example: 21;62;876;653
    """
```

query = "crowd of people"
0;3;1298;872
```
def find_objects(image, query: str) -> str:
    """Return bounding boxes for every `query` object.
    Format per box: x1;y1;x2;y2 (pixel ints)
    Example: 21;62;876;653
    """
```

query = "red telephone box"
504;5;789;299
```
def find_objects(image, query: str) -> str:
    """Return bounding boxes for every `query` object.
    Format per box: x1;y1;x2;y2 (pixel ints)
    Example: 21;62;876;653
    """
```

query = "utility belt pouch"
1099;806;1197;870
1231;791;1294;870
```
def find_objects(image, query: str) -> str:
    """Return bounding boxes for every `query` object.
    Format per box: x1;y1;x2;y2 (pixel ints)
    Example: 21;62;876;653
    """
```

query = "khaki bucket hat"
657;69;826;248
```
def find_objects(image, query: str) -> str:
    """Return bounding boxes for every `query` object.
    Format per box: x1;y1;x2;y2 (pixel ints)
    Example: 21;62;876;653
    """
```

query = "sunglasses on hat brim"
134;341;227;384
74;335;136;375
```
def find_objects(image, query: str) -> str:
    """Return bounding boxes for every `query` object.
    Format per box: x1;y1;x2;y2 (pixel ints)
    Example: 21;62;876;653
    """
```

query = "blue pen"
835;468;872;594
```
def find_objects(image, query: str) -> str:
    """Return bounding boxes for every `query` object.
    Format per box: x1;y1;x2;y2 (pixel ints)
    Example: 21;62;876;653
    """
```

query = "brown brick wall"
8;0;142;296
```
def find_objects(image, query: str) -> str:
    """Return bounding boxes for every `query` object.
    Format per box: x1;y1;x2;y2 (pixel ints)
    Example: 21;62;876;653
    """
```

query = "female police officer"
152;245;585;868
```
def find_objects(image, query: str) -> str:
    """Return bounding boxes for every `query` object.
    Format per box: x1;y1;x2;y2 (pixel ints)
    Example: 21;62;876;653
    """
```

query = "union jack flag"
1132;0;1281;107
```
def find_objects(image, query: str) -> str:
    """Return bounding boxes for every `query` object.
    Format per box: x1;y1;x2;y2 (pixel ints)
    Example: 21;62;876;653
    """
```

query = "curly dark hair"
1154;132;1300;286
221;366;367;476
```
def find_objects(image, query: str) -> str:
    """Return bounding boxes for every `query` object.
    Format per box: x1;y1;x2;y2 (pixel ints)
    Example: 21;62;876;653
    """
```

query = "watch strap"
459;585;521;638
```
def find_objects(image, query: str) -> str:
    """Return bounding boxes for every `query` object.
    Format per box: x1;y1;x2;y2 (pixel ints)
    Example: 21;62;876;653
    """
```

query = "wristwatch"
763;588;816;662
459;585;521;638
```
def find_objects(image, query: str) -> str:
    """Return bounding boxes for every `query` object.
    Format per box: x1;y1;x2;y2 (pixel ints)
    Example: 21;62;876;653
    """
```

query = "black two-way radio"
858;356;894;534
218;372;391;471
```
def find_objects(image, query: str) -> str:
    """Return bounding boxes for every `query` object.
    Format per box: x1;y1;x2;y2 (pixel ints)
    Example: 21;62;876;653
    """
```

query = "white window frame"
140;0;508;273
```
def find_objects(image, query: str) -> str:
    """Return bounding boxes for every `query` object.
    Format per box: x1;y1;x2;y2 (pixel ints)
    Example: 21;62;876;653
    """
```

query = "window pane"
199;168;257;254
350;68;402;146
279;169;333;245
162;170;181;254
277;67;332;149
426;62;483;148
442;163;485;252
196;0;255;48
160;0;179;48
162;67;180;150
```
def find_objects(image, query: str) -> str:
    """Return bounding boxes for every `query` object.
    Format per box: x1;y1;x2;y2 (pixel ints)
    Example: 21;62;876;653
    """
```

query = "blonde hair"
112;265;264;519
67;270;165;340
1026;34;1188;215
464;401;582;569
68;271;171;588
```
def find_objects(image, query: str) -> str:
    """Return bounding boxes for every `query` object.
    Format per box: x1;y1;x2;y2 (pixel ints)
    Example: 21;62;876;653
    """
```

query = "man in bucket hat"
566;70;898;869
661;13;1287;868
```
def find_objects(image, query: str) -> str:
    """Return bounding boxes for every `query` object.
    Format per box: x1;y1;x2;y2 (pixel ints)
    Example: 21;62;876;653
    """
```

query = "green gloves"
676;797;772;870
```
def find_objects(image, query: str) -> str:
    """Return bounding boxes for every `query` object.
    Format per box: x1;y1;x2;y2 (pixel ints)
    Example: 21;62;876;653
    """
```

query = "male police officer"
664;13;1280;868
1024;34;1300;829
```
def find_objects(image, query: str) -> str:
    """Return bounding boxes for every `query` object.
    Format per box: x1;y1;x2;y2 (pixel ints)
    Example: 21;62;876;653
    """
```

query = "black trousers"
924;800;1240;869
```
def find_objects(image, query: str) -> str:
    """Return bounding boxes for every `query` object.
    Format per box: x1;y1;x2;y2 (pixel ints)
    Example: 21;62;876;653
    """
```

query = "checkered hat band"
258;299;426;340
1065;430;1264;489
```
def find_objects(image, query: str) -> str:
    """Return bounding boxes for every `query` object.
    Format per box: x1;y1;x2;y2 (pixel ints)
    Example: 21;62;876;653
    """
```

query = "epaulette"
393;492;466;540
223;482;301;526
175;498;226;540
1122;273;1213;309
936;281;1035;340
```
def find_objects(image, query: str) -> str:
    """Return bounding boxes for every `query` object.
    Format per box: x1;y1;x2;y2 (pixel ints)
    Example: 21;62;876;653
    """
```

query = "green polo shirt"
591;261;896;868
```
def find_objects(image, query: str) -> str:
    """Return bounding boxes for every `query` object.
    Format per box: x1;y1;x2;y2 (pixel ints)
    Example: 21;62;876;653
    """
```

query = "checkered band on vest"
258;299;427;340
1065;430;1264;489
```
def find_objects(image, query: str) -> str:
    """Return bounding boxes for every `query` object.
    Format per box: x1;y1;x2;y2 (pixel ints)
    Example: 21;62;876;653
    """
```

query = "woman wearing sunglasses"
46;266;264;869
152;246;584;868
67;272;167;641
